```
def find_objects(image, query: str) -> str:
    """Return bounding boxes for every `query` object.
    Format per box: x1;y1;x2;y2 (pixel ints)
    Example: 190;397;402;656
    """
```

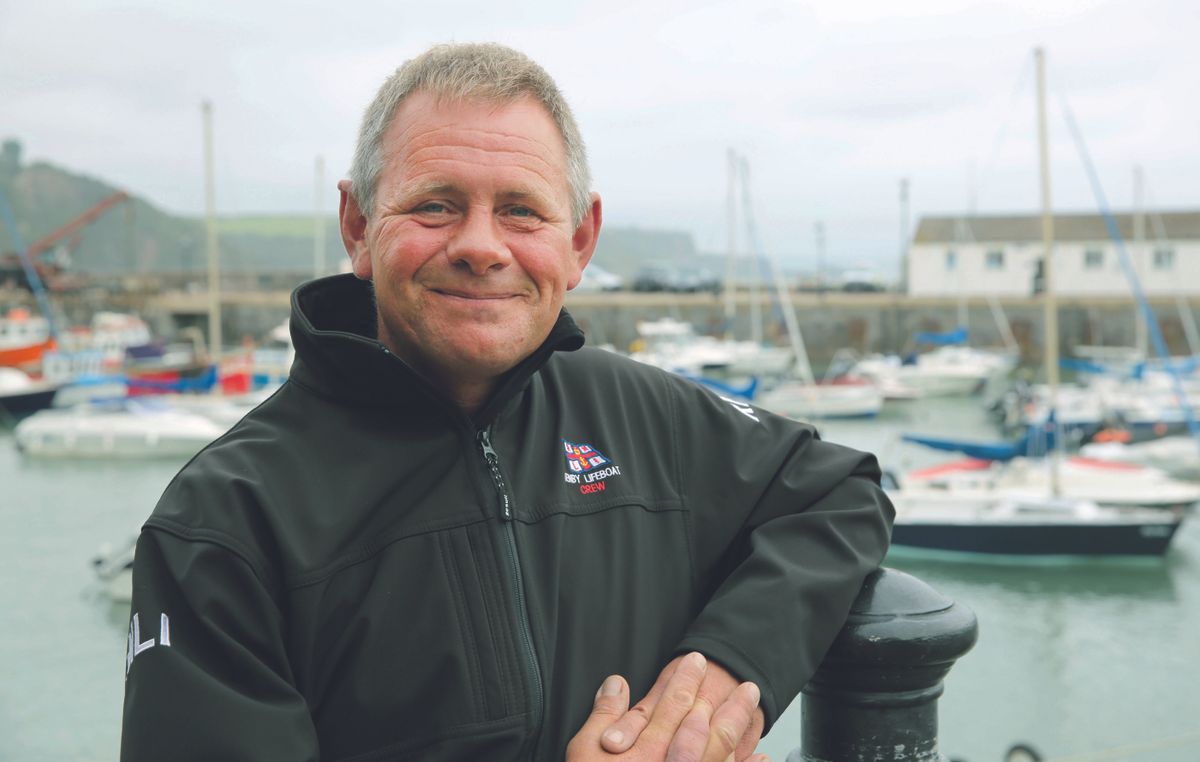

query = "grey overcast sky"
4;0;1198;274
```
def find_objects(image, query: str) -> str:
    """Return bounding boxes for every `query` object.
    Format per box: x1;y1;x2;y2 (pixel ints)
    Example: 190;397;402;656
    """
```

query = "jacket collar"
287;274;584;421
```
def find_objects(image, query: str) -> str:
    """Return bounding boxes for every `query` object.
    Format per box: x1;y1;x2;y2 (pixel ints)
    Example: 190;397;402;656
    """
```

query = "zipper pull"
478;430;513;520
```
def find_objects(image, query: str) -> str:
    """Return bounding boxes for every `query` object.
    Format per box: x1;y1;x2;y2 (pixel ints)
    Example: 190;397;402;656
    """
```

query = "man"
121;43;892;761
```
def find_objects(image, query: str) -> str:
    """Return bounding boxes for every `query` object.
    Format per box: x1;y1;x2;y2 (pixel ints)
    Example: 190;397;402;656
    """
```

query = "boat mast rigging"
1034;47;1062;497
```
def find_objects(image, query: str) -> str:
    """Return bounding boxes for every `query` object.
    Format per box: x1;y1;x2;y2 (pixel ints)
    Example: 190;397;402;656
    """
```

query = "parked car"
673;268;721;294
631;266;674;292
839;269;886;293
575;265;625;292
632;265;721;294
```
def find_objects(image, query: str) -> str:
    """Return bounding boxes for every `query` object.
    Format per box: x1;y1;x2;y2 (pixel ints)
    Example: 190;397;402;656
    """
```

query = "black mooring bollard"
788;567;978;762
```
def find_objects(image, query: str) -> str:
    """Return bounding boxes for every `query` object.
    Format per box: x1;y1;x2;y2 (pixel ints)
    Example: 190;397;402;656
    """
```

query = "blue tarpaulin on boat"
1132;356;1199;380
674;371;759;401
903;417;1057;461
1060;357;1110;374
913;326;968;346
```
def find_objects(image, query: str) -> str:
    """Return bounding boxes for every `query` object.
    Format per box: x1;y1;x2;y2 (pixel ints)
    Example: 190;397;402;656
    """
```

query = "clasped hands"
567;652;768;762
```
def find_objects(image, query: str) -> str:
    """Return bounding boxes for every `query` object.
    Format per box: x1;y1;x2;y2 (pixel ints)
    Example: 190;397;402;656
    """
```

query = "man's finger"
733;703;766;761
600;656;679;752
703;682;761;762
571;675;630;745
664;698;715;762
639;651;707;747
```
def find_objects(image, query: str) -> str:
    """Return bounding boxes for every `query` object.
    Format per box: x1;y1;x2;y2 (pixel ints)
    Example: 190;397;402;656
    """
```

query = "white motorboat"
1001;374;1200;441
629;318;734;375
853;346;1016;398
725;342;794;378
902;455;1200;511
757;380;883;420
14;399;229;458
887;487;1183;558
629;317;792;378
165;389;274;428
1080;436;1200;482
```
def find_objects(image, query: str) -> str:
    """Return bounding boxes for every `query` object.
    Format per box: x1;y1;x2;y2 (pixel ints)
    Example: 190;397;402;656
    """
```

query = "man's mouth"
433;288;518;301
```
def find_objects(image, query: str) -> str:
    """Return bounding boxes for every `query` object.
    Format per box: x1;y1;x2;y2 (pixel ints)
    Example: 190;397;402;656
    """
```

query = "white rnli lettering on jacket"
718;395;760;423
562;439;622;495
125;612;171;677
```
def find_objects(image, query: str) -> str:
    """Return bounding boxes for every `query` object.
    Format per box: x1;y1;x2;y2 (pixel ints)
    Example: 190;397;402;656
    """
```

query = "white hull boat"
0;367;59;418
902;455;1200;511
629;317;792;378
1080;436;1200;482
757;381;883;420
853;346;1015;398
14;399;229;458
725;344;794;378
887;488;1183;558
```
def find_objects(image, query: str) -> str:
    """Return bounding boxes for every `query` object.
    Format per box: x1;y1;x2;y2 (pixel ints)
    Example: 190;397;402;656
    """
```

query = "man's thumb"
591;675;629;717
567;676;633;760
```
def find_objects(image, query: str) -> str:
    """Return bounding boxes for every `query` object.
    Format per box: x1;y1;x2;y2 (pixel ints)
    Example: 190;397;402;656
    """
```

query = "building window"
1154;247;1175;270
985;249;1005;270
945;250;957;270
1084;248;1103;269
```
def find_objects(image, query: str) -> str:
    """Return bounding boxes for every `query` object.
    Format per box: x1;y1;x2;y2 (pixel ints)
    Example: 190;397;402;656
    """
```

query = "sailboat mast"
814;221;826;299
899;178;910;293
958;163;973;329
1035;47;1060;496
202;100;221;363
1133;166;1147;356
724;149;738;340
314;155;326;278
739;156;814;385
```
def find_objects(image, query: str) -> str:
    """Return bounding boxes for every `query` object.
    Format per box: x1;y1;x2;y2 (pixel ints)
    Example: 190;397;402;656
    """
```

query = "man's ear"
338;179;372;280
567;193;603;290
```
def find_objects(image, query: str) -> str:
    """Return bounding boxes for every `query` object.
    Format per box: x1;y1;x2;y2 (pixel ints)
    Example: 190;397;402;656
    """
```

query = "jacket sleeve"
120;524;319;761
667;379;894;730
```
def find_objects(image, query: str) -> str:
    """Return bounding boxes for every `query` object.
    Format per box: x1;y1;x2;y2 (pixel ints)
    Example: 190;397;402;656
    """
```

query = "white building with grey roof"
906;211;1200;298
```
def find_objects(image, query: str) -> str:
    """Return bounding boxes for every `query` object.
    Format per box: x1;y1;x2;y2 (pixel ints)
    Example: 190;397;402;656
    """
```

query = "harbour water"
2;396;1198;761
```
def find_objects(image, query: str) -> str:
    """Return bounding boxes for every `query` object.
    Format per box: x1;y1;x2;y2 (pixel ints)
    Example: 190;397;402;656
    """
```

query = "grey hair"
347;42;592;227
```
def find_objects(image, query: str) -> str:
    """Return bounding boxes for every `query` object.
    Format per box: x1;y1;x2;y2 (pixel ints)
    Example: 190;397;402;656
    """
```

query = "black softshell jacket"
121;274;894;761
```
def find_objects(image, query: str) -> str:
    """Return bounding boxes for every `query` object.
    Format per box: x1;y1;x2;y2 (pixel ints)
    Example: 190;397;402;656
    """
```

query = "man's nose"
446;208;511;275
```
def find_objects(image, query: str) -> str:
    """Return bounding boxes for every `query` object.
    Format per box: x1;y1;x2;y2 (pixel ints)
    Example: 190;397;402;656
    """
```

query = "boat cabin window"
1083;248;1104;269
944;250;957;271
985;249;1005;270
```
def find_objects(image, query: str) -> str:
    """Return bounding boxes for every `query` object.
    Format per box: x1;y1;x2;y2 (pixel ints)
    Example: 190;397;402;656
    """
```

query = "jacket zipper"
477;428;544;751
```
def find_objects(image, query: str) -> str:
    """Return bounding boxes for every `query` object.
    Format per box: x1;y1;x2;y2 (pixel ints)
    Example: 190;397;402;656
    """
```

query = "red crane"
0;190;131;291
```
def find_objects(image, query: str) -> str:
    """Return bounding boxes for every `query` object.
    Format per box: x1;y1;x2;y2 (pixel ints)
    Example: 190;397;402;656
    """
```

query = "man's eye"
509;206;538;219
416;202;449;214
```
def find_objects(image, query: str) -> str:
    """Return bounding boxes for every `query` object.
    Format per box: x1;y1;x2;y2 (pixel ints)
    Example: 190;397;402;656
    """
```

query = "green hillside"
0;141;203;274
0;139;703;280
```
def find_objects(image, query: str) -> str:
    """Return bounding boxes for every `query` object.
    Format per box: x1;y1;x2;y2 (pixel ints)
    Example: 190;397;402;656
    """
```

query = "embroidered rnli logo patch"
563;439;622;494
563;440;609;473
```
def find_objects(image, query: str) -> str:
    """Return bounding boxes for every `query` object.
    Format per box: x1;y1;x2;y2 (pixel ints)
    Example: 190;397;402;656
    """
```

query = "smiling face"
339;92;601;411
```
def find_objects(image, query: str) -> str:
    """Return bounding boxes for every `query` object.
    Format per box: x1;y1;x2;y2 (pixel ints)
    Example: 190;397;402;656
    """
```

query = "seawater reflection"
3;393;1199;762
758;397;1200;762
